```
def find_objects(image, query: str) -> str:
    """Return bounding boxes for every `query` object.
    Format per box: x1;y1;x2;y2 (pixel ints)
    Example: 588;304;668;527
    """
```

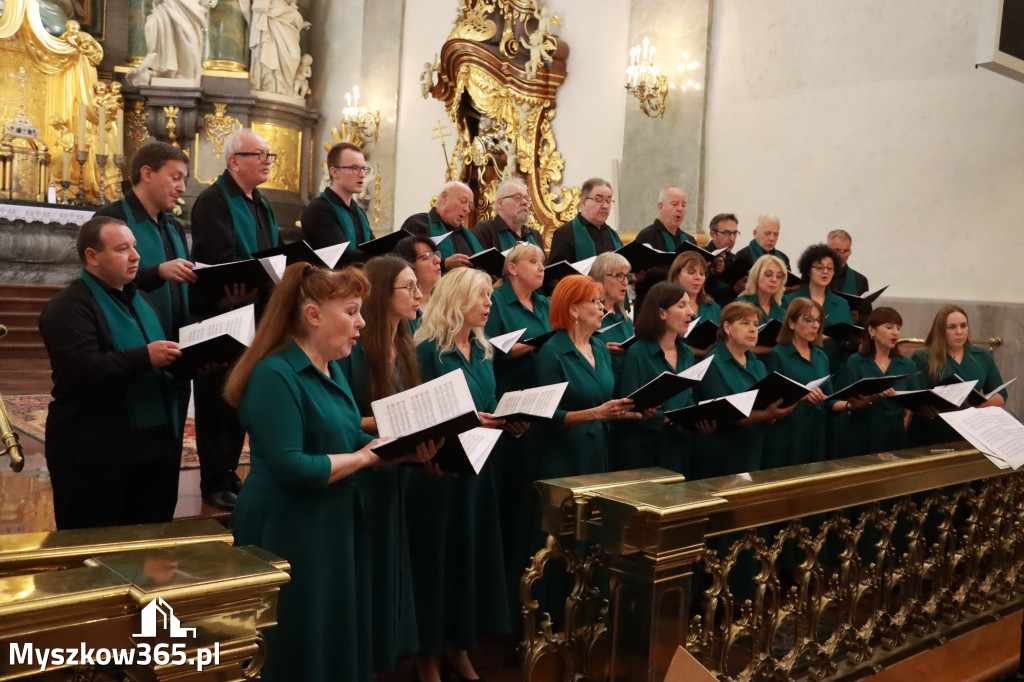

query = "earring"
573;315;579;325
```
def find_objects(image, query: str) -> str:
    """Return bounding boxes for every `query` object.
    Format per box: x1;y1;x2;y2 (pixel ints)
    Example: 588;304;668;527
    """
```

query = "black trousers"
193;367;244;497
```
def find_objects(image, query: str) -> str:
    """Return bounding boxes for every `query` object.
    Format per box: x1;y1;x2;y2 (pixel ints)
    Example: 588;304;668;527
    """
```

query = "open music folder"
175;304;255;375
625;355;713;411
493;382;568;422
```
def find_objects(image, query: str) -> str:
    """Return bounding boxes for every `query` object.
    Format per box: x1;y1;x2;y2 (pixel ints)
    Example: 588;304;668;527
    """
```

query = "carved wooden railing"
520;444;1024;681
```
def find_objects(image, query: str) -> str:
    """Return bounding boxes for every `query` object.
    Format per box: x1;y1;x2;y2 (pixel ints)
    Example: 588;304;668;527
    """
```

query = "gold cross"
431;119;452;168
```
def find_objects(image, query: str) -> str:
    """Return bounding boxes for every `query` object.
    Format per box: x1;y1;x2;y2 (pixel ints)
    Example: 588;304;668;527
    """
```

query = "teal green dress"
406;338;509;654
835;353;921;457
613;338;695;475
691;349;768;479
597;308;635;376
533;330;616;478
338;342;419;672
784;287;853;372
735;293;786;322
763;343;834;467
909;346;1008;446
485;283;552;396
697;298;722;324
233;342;374;682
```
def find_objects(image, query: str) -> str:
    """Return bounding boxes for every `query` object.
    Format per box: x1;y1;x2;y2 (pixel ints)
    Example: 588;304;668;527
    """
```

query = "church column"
126;0;154;66
204;0;249;73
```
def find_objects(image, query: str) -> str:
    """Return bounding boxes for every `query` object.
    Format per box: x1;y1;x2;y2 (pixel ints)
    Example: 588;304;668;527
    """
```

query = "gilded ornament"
126;100;149;147
58;20;102;66
251;121;301;194
163;106;180;148
203;103;241;158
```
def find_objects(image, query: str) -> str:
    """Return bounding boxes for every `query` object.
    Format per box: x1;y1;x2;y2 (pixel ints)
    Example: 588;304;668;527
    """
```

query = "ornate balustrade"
521;444;1024;681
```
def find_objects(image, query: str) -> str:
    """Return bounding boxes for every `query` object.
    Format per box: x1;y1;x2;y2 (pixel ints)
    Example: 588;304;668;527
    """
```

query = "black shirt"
301;187;370;249
401;208;478;265
471;214;545;251
547;215;616;264
190;170;278;265
830;263;872;318
634;219;695;253
94;190;189;336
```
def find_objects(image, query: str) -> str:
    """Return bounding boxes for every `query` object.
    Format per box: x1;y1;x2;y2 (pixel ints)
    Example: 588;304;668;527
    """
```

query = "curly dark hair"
796;243;840;282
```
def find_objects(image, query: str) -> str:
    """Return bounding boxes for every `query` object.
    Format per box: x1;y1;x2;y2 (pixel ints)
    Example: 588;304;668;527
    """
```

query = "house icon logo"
134;597;197;638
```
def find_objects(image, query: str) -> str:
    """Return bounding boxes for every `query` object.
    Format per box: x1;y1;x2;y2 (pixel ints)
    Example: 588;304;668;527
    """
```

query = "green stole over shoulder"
837;265;857;294
660;225;693;251
120;197;188;327
428;214;483;259
571;215;622;260
80;270;176;430
321;190;373;244
497;225;539;251
215;174;280;257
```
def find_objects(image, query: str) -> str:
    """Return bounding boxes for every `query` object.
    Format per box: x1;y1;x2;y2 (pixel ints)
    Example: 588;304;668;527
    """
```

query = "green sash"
120;196;188;327
837;265;857;294
321;191;373;245
660;225;694;251
80;270;176;431
571;215;622;260
215;174;280;257
745;238;767;262
429;215;484;259
497;227;539;251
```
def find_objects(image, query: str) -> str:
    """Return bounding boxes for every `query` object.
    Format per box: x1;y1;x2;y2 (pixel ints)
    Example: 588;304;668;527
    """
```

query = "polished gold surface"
524;446;1024;681
163;105;180;149
203;59;248;73
252;121;301;194
0;389;25;473
126;98;149;148
203;102;241;159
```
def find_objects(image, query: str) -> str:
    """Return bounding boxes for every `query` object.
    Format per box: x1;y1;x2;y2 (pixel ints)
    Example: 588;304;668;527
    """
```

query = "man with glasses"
400;180;484;271
471;178;545;251
827;228;872;321
190;129;281;510
706;212;744;307
301;142;374;250
634;186;695;252
546;177;622;264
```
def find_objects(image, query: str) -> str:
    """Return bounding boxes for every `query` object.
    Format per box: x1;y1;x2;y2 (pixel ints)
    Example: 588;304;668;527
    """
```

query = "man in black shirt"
706;212;743;307
471;178;545;251
634;186;695;252
735;213;791;269
190;129;281;509
301;141;374;250
546;177;622;264
827;228;872;322
39;216;183;529
400;181;482;271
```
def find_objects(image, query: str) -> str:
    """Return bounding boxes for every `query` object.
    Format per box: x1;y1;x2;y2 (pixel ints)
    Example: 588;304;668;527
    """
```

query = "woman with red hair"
533;274;653;478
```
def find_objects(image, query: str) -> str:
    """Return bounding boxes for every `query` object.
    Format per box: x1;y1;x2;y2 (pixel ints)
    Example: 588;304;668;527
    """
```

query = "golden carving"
163;105;180;148
58;19;103;67
373;169;381;227
430;1;575;244
203;102;241;158
126;99;149;147
252;121;301;194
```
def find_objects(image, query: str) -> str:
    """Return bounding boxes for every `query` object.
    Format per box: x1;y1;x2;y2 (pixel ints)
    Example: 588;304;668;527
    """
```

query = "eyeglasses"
713;229;740;237
415;250;441;263
589;298;605;308
499;194;531;205
832;249;851;256
605;272;635;284
332;165;373;176
392;282;422;296
811;264;835;273
233;151;277;163
584;196;614;206
800;315;822;326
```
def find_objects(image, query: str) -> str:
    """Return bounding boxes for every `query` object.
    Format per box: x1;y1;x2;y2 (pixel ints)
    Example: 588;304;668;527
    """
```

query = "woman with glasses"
785;244;853;372
763;298;833;467
338;255;423;673
589;252;635;375
408;268;515;682
395;234;443;329
224;263;436;681
668;251;720;358
613;282;699;474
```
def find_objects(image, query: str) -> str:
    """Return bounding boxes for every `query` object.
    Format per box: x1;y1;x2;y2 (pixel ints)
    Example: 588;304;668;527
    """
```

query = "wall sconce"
626;37;668;119
342;86;380;145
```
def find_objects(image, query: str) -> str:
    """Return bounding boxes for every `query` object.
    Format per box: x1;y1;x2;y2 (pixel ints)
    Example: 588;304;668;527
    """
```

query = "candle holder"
60;179;71;205
95;153;108;204
75;149;88;204
113;153;125;200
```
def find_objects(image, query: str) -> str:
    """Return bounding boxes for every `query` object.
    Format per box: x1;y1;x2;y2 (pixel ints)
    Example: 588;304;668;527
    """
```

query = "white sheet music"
984;377;1017;400
683;317;703;338
178;305;255;348
489;328;526;354
372;369;476;438
494;382;568;419
932;380;978;407
597;320;622;335
678;355;713;381
430;232;453;246
259;254;287;283
314;242;348;268
571;256;596;275
940;406;1024;469
725;389;758;417
711;246;729;256
457;427;503;474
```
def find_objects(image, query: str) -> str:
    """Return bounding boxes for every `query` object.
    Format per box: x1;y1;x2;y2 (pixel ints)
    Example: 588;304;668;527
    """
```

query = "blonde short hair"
589;251;631;315
740;254;787;306
414;267;493;359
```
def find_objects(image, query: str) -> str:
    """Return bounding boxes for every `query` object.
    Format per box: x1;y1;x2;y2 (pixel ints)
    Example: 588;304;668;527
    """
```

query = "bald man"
400;181;484;271
634;186;695;252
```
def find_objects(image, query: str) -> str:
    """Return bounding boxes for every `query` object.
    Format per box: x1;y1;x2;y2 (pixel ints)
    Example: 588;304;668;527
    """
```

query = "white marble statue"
244;0;310;96
293;53;312;98
143;0;217;82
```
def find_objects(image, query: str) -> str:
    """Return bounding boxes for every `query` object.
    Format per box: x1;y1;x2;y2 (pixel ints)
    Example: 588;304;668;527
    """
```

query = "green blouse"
485;282;552;396
598;308;635;376
763;343;834;467
735;293;786;323
835;353;921;458
785;287;853;372
697;298;722;325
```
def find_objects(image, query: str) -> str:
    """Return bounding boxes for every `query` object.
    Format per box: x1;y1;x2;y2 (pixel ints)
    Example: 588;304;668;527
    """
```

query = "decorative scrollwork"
163;106;180;148
58;20;103;66
203;103;241;158
126;100;149;147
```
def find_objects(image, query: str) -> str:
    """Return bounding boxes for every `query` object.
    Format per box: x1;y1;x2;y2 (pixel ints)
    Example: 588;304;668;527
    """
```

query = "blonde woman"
736;254;787;323
589;251;635;374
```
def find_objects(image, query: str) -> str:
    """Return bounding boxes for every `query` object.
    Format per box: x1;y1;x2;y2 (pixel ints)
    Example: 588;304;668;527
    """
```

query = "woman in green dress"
589;251;635;375
534;274;653;479
691;301;797;479
909;305;1008;446
785;244;853;372
338;255;423;673
224;263;435;682
736;254;787;356
763;298;833;467
395;234;443;332
613;282;697;474
668;250;720;358
409;267;522;682
834;306;922;457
